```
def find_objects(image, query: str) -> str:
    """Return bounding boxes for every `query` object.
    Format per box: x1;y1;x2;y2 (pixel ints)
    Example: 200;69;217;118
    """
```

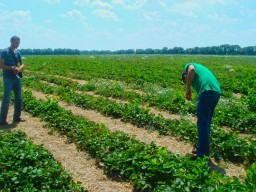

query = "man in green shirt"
182;62;221;159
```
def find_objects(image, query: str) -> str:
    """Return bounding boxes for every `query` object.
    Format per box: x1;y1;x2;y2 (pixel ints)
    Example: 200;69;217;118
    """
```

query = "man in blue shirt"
0;36;25;125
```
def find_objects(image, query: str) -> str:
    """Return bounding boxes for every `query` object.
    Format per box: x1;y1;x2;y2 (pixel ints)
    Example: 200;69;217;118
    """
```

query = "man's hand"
186;88;191;101
12;66;20;75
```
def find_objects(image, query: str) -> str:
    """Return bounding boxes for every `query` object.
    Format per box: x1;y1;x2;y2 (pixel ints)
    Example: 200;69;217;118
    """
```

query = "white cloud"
74;0;90;6
61;9;86;20
240;7;256;17
205;0;225;5
168;1;201;18
61;10;94;32
139;11;163;32
247;9;256;16
14;10;31;17
240;28;256;36
141;11;161;23
44;19;53;24
42;0;60;4
0;10;31;31
158;1;167;8
111;0;147;10
208;13;241;24
74;0;112;8
93;9;119;21
163;20;177;28
81;22;95;31
117;28;124;32
99;30;112;37
92;0;112;8
0;9;64;49
111;0;123;4
189;24;211;33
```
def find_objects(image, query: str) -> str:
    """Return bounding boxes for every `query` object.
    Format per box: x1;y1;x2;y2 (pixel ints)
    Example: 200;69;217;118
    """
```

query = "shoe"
190;155;210;162
190;155;199;161
192;147;197;154
190;155;205;161
13;118;26;123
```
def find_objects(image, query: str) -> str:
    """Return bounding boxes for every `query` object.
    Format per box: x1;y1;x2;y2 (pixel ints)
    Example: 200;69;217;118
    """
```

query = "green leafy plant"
0;131;86;191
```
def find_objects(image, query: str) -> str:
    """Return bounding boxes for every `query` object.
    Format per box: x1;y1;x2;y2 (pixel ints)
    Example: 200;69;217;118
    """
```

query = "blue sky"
0;0;255;50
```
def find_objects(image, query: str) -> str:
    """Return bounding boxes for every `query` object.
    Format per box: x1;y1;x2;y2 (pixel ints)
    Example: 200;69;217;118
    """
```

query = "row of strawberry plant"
24;71;196;115
25;72;256;135
22;77;256;166
25;55;256;96
214;98;256;134
21;90;256;191
0;130;86;191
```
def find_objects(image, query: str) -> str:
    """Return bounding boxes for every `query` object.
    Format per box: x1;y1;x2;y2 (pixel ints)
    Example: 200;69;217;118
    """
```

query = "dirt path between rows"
57;75;88;85
29;89;247;180
26;73;193;122
77;88;254;140
31;89;193;156
64;77;253;139
1;104;132;192
76;90;184;121
25;70;145;95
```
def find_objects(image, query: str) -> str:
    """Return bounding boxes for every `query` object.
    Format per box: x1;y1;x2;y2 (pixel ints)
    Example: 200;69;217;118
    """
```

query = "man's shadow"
0;123;17;132
208;159;226;175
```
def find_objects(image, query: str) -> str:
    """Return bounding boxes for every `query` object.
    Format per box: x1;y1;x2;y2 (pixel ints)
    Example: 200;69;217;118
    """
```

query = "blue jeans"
0;75;22;123
196;90;220;157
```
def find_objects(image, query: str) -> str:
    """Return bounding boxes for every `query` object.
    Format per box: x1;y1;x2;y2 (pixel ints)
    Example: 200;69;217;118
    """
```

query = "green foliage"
25;59;256;136
22;78;256;165
4;55;254;191
245;162;256;191
0;131;86;191
21;91;253;191
215;98;256;134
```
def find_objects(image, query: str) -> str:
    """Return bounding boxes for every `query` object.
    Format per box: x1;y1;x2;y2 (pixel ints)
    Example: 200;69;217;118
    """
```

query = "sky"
0;0;255;50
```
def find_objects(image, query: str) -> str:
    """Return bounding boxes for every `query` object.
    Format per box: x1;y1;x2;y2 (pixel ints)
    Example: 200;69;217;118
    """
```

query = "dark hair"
181;72;186;83
10;36;20;43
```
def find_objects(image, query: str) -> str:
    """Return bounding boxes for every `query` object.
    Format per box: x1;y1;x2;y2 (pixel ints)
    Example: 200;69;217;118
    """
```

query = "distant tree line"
19;48;81;55
3;44;256;55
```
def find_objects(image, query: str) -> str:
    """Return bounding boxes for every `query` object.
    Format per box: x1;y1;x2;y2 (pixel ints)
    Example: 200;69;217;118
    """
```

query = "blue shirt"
1;48;22;76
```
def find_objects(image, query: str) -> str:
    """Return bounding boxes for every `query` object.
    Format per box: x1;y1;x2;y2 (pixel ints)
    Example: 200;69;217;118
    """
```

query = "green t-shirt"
184;63;221;95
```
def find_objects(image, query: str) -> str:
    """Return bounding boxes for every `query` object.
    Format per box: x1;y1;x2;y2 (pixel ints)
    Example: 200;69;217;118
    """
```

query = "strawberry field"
0;54;255;191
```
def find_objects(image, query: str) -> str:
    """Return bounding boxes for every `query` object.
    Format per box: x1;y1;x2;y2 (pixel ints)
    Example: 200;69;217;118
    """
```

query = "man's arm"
186;65;195;101
17;62;24;71
0;58;20;74
17;53;25;71
15;60;24;75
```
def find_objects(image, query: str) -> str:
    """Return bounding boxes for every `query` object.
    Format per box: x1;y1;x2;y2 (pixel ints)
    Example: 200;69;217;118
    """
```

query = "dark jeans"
196;90;220;157
0;75;22;123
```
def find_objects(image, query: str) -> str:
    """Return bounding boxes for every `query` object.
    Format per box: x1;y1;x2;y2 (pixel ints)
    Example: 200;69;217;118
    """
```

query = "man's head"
181;72;187;84
10;36;20;49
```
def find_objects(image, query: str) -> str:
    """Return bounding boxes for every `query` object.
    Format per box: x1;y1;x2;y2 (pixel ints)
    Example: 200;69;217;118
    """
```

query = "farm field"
0;128;86;191
0;54;256;191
